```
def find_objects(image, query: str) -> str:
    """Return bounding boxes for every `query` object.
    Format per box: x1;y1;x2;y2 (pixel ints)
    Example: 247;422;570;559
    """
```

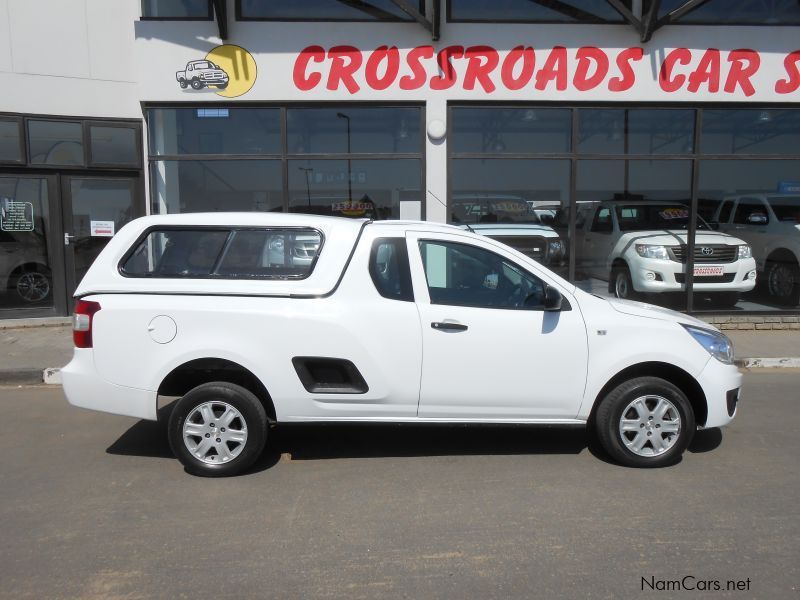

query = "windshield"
194;61;212;69
766;196;800;222
450;198;541;224
615;204;709;231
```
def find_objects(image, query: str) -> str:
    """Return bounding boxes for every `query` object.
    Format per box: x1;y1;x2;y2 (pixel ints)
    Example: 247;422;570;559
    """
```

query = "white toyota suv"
712;194;800;306
63;213;741;476
574;201;757;307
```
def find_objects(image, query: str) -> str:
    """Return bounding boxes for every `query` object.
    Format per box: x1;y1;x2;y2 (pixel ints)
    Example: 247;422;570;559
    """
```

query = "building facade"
1;0;799;319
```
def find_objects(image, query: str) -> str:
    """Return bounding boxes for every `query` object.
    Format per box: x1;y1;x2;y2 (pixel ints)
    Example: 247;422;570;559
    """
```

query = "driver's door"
407;231;588;420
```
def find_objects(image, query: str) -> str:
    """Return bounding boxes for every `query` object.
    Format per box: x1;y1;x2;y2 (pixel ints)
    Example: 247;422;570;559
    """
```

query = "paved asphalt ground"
1;372;798;599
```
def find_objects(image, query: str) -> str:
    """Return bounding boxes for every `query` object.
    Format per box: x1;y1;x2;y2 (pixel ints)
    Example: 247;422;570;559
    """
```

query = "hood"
606;297;714;329
618;230;743;246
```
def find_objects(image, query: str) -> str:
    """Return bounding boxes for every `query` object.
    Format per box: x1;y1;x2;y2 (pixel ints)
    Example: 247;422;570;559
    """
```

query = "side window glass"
591;207;613;233
418;240;545;309
717;200;733;223
369;238;413;302
733;199;769;225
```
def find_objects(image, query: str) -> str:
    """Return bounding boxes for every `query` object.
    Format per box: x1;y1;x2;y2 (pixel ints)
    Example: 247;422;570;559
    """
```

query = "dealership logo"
176;45;257;98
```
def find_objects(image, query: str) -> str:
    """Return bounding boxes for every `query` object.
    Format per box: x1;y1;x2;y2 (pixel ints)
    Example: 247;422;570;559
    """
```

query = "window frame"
446;0;627;24
87;121;144;169
140;0;213;20
118;225;325;280
0;116;25;165
236;0;425;22
369;237;414;302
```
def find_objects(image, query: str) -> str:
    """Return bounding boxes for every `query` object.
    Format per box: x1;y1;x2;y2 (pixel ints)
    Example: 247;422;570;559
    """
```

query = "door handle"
64;233;76;246
431;322;468;332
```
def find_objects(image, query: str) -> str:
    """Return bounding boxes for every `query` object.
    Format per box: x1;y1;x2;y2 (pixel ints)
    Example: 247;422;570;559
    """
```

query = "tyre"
13;269;51;303
168;382;267;477
709;291;740;308
179;78;188;88
611;265;638;300
765;259;800;306
216;82;228;90
190;78;203;90
595;376;695;468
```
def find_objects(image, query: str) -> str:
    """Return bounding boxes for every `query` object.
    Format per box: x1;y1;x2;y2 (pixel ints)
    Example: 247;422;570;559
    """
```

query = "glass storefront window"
89;126;139;167
701;110;800;155
656;0;800;24
451;108;571;154
28;120;84;166
449;0;626;22
288;159;421;220
239;0;420;20
152;160;283;214
577;109;624;155
449;158;570;278
148;108;281;156
287;108;421;155
628;109;694;155
0;120;22;163
0;177;53;310
141;0;211;18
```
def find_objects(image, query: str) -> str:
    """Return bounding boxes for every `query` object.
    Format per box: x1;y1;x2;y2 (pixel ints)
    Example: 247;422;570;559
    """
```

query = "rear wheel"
168;382;267;477
765;258;800;306
178;78;188;88
595;376;695;468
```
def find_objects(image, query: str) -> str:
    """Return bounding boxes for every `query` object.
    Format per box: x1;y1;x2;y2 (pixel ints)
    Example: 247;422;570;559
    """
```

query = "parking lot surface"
1;372;798;599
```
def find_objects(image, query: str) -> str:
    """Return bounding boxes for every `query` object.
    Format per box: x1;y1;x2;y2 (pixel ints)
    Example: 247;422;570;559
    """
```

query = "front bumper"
62;348;157;421
628;256;757;293
696;357;742;428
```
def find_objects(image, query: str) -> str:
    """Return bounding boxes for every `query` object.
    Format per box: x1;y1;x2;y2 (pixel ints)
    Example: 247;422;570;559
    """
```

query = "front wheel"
611;265;638;300
190;78;204;90
595;376;695;468
14;270;51;303
168;382;267;477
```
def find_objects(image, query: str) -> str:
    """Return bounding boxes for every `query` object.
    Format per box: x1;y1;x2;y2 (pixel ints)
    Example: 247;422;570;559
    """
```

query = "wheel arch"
157;357;276;422
766;247;799;266
588;361;708;427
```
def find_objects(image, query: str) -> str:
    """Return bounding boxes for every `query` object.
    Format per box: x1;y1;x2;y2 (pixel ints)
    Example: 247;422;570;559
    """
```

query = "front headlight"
738;245;752;259
635;244;669;260
682;324;734;364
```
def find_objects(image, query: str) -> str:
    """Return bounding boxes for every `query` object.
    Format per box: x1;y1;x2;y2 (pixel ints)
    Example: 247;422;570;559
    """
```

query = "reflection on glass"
141;0;210;18
90;126;139;166
698;160;800;310
657;0;800;23
451;108;571;154
0;177;53;310
287;107;421;154
152;160;284;214
450;0;625;21
0;120;21;162
148;108;281;155
577;109;624;154
28;121;84;166
240;0;417;20
628;109;694;155
449;158;569;275
69;179;136;285
701;110;800;155
287;159;421;220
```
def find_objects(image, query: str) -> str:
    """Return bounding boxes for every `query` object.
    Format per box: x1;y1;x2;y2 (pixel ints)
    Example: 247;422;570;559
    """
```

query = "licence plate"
694;266;724;277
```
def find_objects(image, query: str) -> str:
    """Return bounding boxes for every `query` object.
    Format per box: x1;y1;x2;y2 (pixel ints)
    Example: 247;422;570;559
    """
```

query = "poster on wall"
0;198;34;232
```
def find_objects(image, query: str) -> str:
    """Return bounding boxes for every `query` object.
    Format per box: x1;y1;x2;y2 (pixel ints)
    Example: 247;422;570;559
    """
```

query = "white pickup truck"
63;213;741;476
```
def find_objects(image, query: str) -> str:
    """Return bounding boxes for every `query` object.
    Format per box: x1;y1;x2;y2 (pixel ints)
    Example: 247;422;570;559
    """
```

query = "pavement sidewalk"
0;318;798;385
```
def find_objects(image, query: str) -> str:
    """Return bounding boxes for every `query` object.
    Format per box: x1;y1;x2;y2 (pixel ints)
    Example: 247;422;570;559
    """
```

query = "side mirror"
746;213;768;225
543;285;563;311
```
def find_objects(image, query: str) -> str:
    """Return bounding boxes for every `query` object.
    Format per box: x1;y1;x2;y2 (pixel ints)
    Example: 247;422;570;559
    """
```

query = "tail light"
73;300;101;348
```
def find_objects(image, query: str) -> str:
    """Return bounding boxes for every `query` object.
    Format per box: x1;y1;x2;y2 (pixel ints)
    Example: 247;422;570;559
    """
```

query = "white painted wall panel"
87;0;137;81
0;0;12;73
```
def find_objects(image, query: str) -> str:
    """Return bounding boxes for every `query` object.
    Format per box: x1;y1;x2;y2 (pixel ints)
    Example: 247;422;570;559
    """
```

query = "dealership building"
1;0;799;320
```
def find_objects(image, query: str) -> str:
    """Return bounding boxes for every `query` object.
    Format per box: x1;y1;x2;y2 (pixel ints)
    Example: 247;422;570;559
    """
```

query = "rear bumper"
696;358;742;429
62;348;157;421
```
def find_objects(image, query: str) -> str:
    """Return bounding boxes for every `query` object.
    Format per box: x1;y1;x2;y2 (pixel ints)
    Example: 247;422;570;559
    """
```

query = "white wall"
0;0;140;118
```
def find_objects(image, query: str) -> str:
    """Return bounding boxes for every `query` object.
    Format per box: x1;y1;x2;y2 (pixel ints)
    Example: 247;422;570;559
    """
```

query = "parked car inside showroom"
451;195;566;267
572;200;757;307
711;193;800;306
63;213;741;477
0;229;52;304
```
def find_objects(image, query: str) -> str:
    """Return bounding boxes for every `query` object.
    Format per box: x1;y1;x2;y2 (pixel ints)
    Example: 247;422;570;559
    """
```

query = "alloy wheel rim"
769;265;795;298
16;272;50;302
618;395;681;457
615;273;629;298
182;401;248;465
